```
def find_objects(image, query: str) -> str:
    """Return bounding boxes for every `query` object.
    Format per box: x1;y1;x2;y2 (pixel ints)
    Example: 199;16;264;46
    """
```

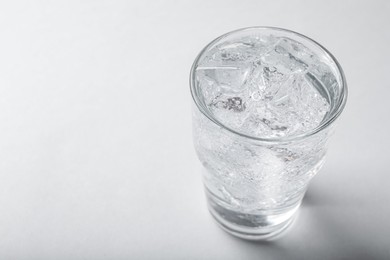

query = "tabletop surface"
0;1;389;259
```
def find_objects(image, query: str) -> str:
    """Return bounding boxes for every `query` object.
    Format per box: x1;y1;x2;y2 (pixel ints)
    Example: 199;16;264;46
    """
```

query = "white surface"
0;1;389;259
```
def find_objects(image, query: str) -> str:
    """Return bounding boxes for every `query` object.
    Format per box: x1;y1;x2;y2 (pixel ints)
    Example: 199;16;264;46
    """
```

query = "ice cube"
261;38;309;74
196;65;250;93
209;94;250;129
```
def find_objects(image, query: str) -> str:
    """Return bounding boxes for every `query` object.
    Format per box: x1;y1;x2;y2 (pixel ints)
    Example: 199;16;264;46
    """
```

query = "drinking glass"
190;27;347;240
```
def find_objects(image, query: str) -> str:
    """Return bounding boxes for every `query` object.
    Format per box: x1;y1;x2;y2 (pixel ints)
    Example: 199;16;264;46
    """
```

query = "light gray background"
0;0;389;259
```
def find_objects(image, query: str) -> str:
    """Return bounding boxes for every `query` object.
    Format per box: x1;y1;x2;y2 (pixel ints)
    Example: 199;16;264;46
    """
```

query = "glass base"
206;190;301;240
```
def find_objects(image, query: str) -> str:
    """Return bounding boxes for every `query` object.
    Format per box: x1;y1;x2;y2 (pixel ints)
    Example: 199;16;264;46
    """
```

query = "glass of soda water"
190;27;347;240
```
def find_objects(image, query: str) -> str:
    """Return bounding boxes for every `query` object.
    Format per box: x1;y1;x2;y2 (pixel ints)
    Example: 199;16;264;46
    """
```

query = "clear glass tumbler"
190;27;347;240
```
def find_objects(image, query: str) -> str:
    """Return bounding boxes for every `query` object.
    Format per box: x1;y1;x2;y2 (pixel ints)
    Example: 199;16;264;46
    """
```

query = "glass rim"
190;26;348;143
